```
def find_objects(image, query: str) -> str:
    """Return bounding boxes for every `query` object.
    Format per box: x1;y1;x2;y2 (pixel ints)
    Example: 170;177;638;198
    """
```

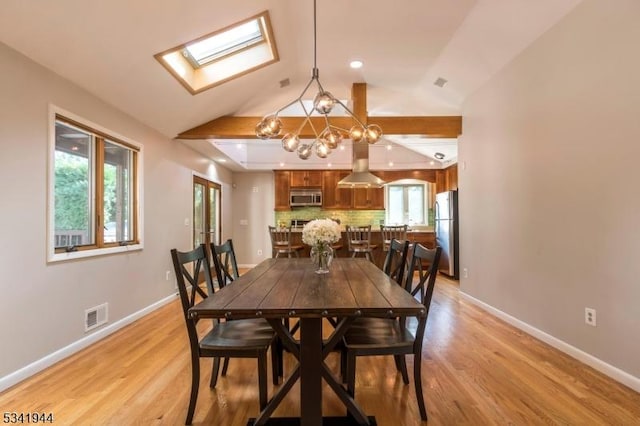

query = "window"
49;108;142;261
385;181;431;226
154;11;279;95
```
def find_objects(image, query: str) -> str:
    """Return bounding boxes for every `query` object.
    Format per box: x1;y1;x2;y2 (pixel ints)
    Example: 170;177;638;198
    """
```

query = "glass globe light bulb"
364;124;382;144
281;133;300;152
349;125;364;142
321;129;342;149
314;91;335;114
297;143;312;160
255;122;270;140
263;115;282;137
316;142;330;158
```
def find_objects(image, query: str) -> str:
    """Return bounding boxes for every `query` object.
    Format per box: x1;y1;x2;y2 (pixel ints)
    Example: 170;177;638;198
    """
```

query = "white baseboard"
460;291;640;393
238;263;258;269
0;294;177;393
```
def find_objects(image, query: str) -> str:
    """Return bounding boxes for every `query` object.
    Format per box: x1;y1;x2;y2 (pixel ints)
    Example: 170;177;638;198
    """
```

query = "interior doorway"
193;176;221;248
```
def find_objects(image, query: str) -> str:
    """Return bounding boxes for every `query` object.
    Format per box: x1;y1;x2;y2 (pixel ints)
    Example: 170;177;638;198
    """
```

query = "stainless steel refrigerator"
434;190;459;279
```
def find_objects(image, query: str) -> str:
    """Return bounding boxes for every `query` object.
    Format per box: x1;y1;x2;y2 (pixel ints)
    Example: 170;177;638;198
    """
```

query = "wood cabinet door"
322;170;352;209
353;187;385;210
290;170;323;187
274;171;291;211
306;170;323;187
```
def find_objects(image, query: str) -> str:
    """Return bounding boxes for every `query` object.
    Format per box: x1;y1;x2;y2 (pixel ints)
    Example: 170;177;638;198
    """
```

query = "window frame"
385;180;429;226
48;105;143;262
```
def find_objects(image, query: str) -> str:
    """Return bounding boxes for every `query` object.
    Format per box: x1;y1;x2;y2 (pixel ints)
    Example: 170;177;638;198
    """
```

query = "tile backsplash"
275;208;386;227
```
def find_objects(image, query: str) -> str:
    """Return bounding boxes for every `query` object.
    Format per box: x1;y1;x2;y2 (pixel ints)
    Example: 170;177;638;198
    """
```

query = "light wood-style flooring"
1;276;639;425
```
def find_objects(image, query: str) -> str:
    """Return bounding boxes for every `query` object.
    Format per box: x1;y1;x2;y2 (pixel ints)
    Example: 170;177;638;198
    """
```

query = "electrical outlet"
165;270;171;281
585;307;596;326
462;268;468;278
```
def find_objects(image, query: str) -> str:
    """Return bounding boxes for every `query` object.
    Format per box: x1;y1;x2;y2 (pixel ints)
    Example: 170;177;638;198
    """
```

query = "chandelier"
255;0;383;159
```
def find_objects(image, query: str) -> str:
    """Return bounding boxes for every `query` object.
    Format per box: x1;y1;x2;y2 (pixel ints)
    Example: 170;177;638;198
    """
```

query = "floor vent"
85;303;108;332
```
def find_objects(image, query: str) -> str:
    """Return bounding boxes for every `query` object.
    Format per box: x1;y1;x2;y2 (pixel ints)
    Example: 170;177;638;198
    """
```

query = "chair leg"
221;357;230;376
395;355;409;384
209;357;220;388
346;352;357;397
414;353;428;421
340;349;347;383
187;354;200;425
271;341;281;385
258;351;268;410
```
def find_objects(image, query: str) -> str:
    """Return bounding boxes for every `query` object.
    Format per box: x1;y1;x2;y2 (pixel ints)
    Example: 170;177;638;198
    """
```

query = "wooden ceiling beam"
176;82;462;139
177;115;461;139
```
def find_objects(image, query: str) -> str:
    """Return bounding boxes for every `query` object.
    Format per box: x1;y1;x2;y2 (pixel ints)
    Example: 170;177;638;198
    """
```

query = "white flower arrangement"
301;218;341;247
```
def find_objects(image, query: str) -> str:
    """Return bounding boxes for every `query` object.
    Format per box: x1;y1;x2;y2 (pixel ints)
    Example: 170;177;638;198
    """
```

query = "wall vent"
85;303;108;332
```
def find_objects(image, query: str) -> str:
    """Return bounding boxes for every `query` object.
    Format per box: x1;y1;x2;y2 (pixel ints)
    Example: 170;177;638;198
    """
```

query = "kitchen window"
385;182;428;226
48;107;142;261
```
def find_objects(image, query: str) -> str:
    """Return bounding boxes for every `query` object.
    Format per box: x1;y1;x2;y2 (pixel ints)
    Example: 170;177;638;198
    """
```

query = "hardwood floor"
1;276;639;425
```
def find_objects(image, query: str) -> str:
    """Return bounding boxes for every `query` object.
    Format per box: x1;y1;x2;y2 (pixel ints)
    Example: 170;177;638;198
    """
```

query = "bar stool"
268;226;304;258
346;225;377;262
380;224;408;252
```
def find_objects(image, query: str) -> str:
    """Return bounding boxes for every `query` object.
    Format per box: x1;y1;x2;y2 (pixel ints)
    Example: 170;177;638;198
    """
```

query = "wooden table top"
190;258;426;320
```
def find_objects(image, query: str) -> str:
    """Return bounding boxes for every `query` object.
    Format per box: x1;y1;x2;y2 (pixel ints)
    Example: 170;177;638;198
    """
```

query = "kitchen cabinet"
274;170;291;211
290;170;322;187
352;186;385;210
322;170;352;209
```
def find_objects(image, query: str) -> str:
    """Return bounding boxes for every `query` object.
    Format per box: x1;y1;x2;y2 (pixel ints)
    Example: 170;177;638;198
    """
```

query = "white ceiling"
0;0;582;171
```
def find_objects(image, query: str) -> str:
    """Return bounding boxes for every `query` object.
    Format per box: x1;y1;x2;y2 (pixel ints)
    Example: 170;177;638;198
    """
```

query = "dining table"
188;257;427;426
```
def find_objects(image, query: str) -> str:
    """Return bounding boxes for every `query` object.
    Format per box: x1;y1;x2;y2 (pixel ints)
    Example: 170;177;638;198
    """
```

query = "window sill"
48;243;143;263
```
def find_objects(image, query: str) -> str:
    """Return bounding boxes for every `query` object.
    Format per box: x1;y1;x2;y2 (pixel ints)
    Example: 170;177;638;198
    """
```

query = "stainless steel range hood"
337;140;385;188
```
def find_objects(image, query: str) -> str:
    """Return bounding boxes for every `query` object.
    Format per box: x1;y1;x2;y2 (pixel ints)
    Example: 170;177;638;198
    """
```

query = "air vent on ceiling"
279;78;290;88
85;303;108;332
434;77;448;88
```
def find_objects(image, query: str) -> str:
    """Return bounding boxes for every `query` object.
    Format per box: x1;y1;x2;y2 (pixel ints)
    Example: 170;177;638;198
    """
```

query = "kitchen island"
285;228;436;267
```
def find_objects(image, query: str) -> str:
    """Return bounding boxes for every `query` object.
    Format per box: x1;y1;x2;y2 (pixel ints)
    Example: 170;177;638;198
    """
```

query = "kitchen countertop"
289;227;435;233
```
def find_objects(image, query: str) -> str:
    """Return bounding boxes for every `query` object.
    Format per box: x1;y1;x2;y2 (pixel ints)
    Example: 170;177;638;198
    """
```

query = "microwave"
290;190;322;207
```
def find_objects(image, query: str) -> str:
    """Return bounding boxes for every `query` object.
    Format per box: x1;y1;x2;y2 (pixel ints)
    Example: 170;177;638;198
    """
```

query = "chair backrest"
211;239;239;287
346;225;372;251
405;243;442;310
269;225;293;252
380;224;408;251
382;238;410;285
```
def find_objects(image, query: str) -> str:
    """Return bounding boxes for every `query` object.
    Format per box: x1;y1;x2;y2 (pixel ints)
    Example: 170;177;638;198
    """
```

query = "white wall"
459;0;640;380
0;42;233;385
231;172;275;266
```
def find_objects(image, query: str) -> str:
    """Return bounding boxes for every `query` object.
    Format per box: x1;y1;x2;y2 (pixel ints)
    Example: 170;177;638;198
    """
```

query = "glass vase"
310;244;334;274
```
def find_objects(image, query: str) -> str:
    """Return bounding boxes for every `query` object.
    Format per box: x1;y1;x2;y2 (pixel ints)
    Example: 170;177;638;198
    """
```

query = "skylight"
155;11;278;95
184;20;264;67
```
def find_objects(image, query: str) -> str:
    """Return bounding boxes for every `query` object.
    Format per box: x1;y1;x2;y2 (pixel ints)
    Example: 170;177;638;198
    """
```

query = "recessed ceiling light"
434;152;445;160
349;60;363;69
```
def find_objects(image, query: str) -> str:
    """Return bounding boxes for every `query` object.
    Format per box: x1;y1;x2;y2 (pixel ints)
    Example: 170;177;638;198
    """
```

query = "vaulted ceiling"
0;0;582;171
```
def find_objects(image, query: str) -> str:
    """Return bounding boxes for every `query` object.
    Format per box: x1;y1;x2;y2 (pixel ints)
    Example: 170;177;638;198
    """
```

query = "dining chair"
380;224;408;252
170;244;281;425
345;225;377;262
342;243;442;421
382;238;410;286
210;239;239;287
268;225;304;258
